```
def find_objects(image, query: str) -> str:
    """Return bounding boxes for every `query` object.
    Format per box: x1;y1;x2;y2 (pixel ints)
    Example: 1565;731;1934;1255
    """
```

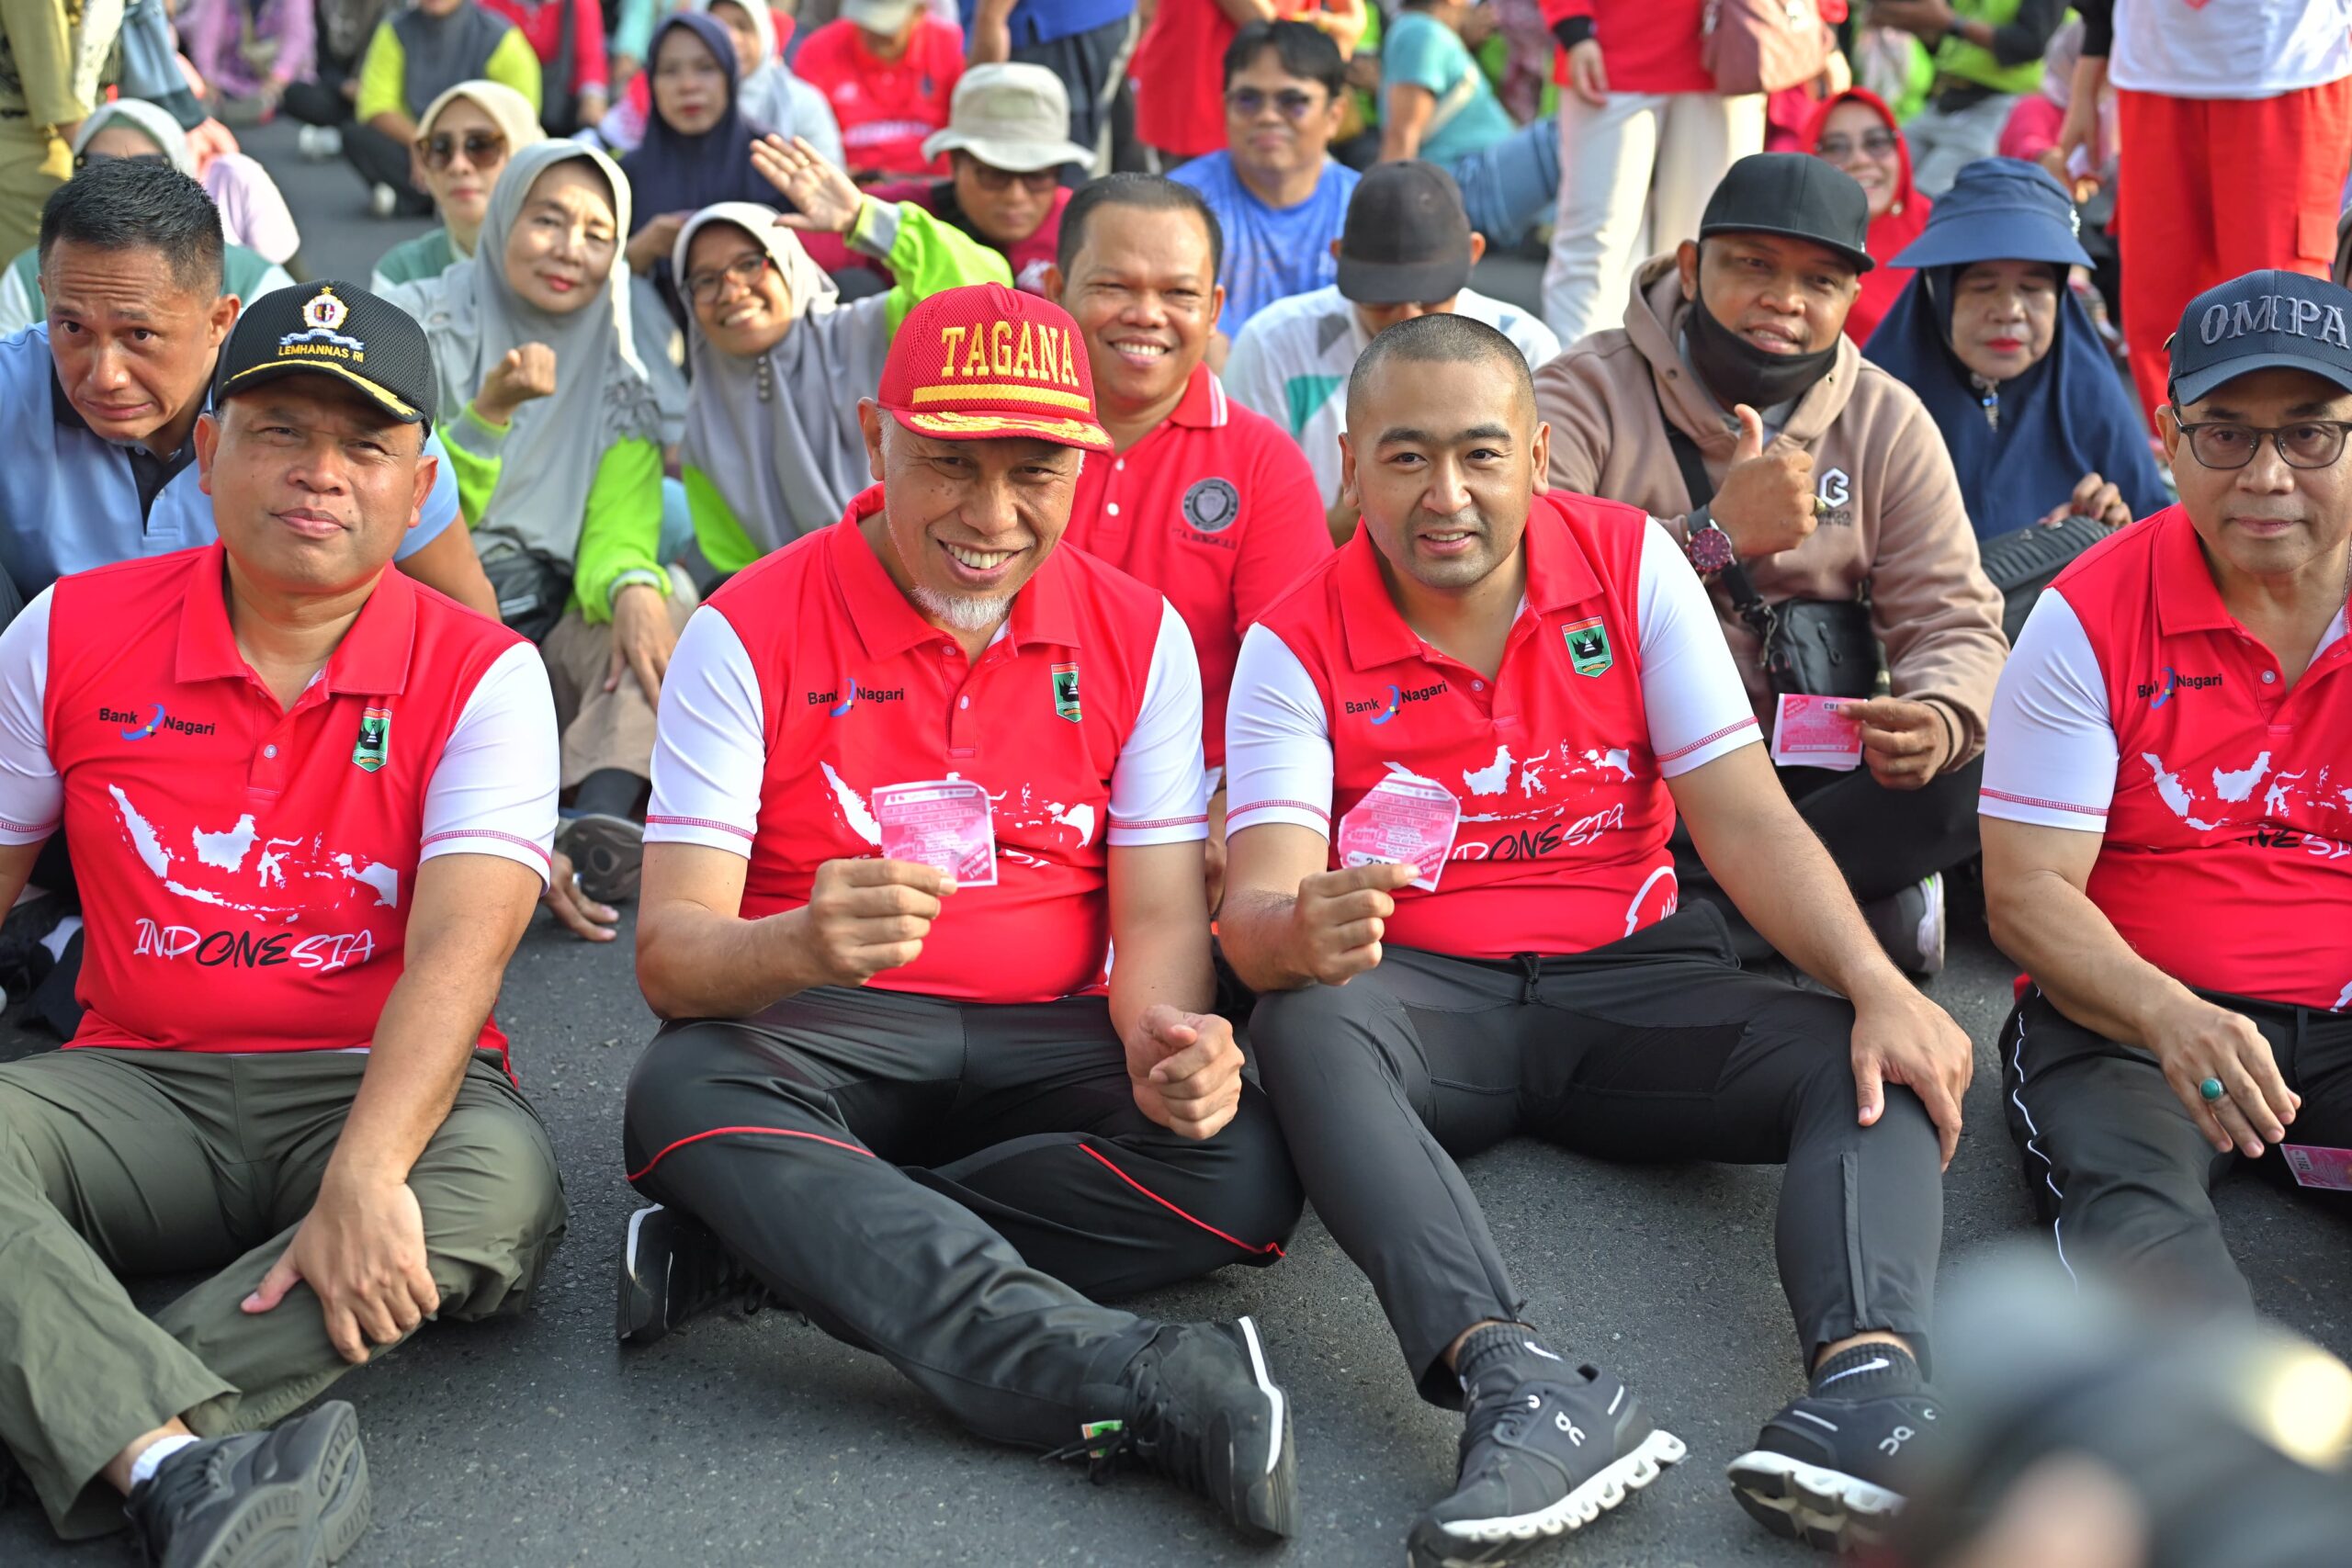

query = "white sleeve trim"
1107;600;1211;846
646;606;768;857
1980;590;2117;833
0;588;58;842
419;641;558;885
1223;624;1334;839
1634;521;1762;778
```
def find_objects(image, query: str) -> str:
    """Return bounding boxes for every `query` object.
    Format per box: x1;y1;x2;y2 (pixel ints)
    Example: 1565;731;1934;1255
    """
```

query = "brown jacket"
1534;255;2007;763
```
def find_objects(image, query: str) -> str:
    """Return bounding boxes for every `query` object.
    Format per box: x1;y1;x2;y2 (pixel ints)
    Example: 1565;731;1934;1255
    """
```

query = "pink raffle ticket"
874;778;999;888
2282;1145;2352;1191
1338;773;1462;892
1771;694;1864;771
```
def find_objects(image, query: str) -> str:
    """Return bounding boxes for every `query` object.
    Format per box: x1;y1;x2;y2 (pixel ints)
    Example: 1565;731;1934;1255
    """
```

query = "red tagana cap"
877;283;1112;453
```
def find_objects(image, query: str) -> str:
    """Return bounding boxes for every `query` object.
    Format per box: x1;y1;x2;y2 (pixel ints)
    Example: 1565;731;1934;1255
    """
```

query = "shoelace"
1039;1348;1210;1495
130;1440;228;1560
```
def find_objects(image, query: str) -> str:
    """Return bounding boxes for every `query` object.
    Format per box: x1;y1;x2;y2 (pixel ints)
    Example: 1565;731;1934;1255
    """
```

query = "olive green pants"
0;1047;566;1538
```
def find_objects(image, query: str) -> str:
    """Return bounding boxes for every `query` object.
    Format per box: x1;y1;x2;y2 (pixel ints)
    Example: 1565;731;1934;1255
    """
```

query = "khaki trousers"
0;120;72;260
0;1047;566;1538
539;570;699;790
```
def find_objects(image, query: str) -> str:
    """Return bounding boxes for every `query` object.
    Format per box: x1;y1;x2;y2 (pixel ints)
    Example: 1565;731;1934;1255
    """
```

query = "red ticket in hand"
874;778;998;887
2282;1145;2352;1190
1771;694;1864;770
1337;773;1461;892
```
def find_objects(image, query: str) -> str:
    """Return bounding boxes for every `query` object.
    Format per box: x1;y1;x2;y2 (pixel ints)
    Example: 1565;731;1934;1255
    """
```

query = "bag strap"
1657;389;1778;648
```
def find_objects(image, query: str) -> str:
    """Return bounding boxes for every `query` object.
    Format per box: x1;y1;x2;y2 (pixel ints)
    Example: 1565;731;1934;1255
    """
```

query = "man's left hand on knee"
1850;979;1974;1168
1126;1003;1247;1141
243;1173;441;1365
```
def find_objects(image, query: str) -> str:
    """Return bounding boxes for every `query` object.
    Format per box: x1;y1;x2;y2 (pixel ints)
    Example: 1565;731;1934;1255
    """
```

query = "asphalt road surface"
6;123;2349;1567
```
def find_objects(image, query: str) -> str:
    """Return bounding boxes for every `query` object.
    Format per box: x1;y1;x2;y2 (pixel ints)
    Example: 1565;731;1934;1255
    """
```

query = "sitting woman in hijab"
674;133;1010;574
694;0;843;166
373;80;544;288
350;0;541;218
619;14;786;288
1864;158;2167;545
0;102;298;334
1803;86;1928;345
383;141;683;910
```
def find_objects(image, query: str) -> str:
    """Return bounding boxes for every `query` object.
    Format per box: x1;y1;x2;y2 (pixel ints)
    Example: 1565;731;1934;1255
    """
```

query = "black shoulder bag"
1660;413;1880;700
1976;513;2110;647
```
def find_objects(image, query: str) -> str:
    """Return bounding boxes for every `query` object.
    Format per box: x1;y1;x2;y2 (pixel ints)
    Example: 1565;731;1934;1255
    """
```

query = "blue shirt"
0;326;461;596
957;0;1133;47
1382;12;1517;166
1169;152;1360;338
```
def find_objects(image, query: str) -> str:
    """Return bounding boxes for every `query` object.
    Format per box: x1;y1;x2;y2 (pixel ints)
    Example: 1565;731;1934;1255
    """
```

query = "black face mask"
1684;294;1838;411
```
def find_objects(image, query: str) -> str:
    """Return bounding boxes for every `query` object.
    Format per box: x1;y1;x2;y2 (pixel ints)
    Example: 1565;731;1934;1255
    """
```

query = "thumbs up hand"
1708;403;1819;559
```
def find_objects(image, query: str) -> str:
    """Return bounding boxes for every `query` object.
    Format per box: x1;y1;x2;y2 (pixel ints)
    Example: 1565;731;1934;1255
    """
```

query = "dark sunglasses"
1226;86;1321;120
419;130;508;171
1815;130;1899;159
962;159;1059;194
74;151;171;171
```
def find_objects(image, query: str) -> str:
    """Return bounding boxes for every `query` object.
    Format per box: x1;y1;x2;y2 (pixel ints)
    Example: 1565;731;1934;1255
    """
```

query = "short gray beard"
910;584;1013;632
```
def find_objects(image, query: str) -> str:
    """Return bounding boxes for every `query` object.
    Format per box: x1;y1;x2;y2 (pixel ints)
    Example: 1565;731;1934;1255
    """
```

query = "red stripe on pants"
2116;77;2352;422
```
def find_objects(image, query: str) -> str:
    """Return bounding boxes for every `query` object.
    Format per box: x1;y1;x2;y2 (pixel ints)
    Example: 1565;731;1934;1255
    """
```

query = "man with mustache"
1536;152;2007;975
1982;269;2352;1310
1220;311;1969;1563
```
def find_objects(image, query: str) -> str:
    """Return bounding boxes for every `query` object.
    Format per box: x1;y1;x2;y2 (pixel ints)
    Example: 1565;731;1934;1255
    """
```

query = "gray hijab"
387;141;664;567
673;202;890;550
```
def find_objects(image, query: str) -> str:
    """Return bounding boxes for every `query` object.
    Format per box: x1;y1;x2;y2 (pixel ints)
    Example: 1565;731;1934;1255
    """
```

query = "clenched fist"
1285;861;1418;986
793;857;955;988
475;343;558;428
1710;403;1819;558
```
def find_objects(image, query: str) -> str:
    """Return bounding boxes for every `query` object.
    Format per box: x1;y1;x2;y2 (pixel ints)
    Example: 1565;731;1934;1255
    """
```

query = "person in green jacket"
674;132;1013;578
384;139;673;910
1870;0;2068;197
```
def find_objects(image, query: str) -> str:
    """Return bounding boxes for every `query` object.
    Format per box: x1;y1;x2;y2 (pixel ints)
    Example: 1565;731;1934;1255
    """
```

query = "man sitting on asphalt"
1046;173;1330;908
1984;269;2352;1312
1169;20;1361;344
0;282;567;1565
617;283;1305;1540
1535;152;2007;975
1221;312;1970;1563
1226;160;1559;544
0;159;496;620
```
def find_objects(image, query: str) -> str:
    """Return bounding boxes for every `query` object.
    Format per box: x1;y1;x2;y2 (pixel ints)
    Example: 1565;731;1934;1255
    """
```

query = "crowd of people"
0;0;2349;1565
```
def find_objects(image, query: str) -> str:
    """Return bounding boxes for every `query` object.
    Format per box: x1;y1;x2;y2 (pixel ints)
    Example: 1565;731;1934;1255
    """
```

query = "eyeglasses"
961;158;1059;194
1225;86;1321;120
1815;130;1898;160
2172;417;2352;470
684;252;773;304
420;129;508;170
73;151;171;171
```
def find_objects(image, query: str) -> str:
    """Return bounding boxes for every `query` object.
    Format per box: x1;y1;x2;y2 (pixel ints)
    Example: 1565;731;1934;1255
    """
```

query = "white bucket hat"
920;63;1094;175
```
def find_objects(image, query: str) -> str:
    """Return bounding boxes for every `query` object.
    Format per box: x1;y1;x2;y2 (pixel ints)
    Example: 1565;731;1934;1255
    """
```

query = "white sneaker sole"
1421;1426;1687;1563
1235;1315;1283;1474
1725;1449;1905;1551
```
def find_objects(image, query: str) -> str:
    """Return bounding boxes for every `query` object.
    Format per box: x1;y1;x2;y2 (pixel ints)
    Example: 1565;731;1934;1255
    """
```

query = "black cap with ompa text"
1337;161;1475;306
2166;269;2352;407
1698;152;1874;275
213;280;437;426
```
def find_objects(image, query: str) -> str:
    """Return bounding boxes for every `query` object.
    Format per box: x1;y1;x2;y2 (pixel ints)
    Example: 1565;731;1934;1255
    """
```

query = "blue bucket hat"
1886;158;2092;272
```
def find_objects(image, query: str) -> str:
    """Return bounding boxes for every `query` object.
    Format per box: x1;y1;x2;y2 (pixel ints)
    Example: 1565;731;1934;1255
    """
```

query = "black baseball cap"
214;280;437;425
1336;162;1474;306
1698;152;1874;275
2166;269;2352;406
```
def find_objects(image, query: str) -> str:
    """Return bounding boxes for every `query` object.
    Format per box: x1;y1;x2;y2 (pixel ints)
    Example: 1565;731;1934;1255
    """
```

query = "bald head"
1346;311;1535;435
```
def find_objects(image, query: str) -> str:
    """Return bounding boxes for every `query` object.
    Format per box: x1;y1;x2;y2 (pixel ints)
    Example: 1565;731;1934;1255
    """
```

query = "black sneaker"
1408;1336;1684;1567
558;814;645;905
125;1401;369;1568
1051;1316;1295;1540
1728;1356;1941;1551
616;1203;763;1345
1860;874;1946;977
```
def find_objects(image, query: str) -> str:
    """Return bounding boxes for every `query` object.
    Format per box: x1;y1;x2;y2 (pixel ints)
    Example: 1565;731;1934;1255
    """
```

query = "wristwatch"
1685;513;1736;579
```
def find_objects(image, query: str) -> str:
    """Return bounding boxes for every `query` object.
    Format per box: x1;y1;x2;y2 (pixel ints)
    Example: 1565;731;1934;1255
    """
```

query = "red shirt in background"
1538;0;1711;96
1134;0;1318;161
797;16;966;178
477;0;608;100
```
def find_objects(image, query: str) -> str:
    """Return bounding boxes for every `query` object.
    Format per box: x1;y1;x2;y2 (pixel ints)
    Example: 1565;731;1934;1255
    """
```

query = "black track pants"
622;987;1302;1448
1249;907;1943;1405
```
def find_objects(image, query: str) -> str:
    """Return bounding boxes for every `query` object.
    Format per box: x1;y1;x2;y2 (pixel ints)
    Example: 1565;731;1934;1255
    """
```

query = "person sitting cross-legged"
0;281;567;1565
616;282;1306;1539
1220;312;1973;1564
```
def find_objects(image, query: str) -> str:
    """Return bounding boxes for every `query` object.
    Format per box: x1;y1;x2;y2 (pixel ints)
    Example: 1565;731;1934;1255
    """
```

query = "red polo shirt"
1982;506;2352;1010
1225;493;1760;958
1063;365;1330;772
796;17;966;178
0;546;559;1062
646;489;1210;1005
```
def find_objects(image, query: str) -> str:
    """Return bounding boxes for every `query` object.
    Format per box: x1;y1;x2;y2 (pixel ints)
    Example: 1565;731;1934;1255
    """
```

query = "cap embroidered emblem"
303;288;350;332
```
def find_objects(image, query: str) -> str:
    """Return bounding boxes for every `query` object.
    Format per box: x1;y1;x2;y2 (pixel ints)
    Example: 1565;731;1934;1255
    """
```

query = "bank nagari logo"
1344;680;1447;725
1563;617;1613;678
101;704;215;740
808;677;906;716
2138;668;2223;707
1181;477;1240;535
